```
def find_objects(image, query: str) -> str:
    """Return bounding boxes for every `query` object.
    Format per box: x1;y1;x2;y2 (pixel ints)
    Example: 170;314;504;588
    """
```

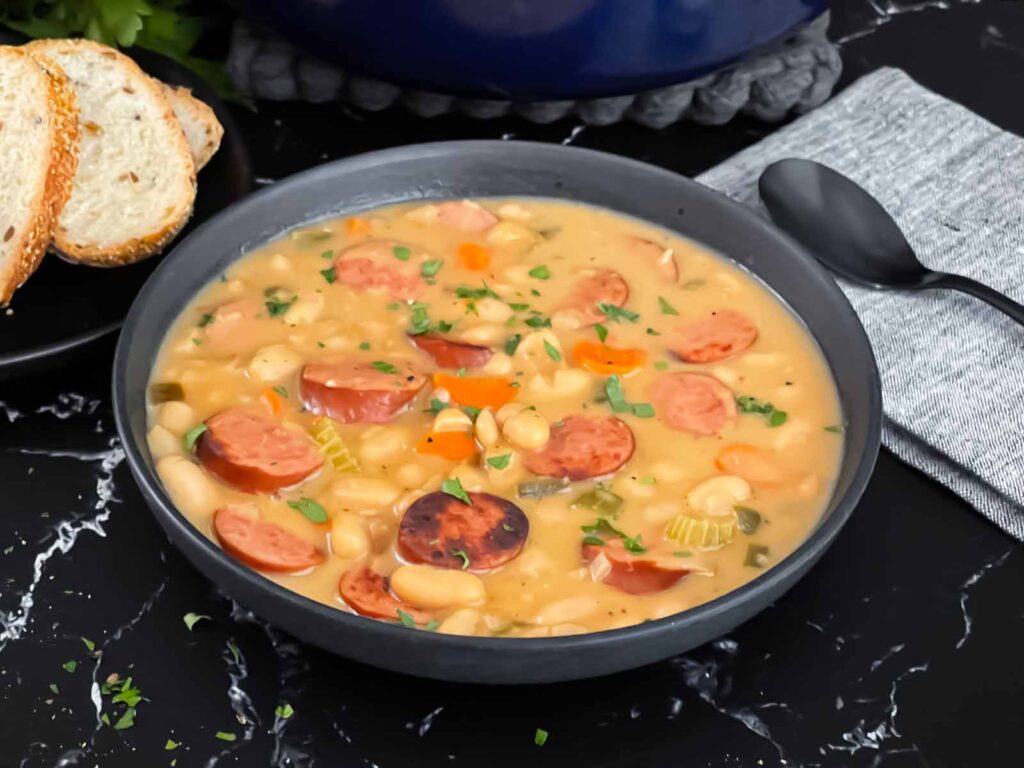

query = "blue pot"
245;0;827;100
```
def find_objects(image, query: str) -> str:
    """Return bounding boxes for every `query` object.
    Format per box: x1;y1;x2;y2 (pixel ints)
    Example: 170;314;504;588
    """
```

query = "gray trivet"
227;14;841;127
699;67;1024;541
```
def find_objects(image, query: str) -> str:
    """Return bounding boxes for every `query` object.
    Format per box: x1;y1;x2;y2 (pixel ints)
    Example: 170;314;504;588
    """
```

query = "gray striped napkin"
698;67;1024;541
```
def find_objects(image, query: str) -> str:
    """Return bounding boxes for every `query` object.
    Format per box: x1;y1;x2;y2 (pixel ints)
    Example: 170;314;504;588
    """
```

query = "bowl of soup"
112;141;881;683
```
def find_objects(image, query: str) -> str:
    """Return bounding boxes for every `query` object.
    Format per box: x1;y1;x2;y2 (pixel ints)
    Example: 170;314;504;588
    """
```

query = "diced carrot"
715;444;784;486
344;217;372;236
457;243;491;271
433;373;518;410
572;341;647;376
258;387;284;416
415;431;479;460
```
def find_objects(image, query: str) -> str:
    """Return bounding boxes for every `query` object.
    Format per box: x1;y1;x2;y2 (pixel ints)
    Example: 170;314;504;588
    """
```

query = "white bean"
487;221;536;246
156;456;216;515
494;401;529;426
459;324;505;345
535;596;599;626
651;460;687;484
475;298;513;324
393;462;429;490
438;608;480;636
247;344;302;382
284;292;324;325
329;477;401;509
528;368;592;399
330;513;369;559
147;425;180;459
687;475;752;516
390;565;486;609
270;252;291;272
502;409;549;450
432;408;473;433
497;203;532;221
474;409;499;447
405;204;440;224
480;352;513;376
358;427;409;464
156;401;194;434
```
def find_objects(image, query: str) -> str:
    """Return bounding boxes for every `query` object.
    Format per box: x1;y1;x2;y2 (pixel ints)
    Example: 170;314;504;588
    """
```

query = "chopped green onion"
455;282;499;299
182;424;207;452
287;497;328;524
450;549;471;569
428;398;446;414
215;731;237;742
736;395;788;427
226;640;241;665
534;728;549;746
631;402;655;418
165;739;179;750
49;683;59;695
524;315;551;328
442;478;471;505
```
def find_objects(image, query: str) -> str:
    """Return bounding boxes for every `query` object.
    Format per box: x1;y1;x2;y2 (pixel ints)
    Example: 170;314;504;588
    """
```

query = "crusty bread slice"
162;83;223;170
0;46;79;304
24;39;196;266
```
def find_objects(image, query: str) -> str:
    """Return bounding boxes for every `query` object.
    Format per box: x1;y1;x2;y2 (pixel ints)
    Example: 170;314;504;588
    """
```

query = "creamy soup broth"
147;198;843;637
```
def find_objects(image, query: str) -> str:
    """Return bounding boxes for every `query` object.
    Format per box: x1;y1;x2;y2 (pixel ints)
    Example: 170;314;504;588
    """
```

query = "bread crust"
24;38;197;267
163;84;224;171
0;47;80;305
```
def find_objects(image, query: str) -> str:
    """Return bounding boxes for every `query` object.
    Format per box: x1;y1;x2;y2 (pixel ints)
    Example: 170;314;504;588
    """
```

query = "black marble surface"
2;2;1023;766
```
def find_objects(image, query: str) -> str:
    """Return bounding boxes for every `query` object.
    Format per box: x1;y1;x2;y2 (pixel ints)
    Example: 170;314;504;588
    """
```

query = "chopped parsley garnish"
543;340;562;362
654;361;669;370
317;341;326;348
421;258;443;277
598;303;639;323
198;312;214;327
486;454;512;470
594;323;608;343
580;518;647;553
582;535;605;547
408;302;431;335
387;302;401;310
524;315;551;328
182;424;207;452
320;249;333;259
319;265;337;284
425;619;440;631
462;405;481;419
450;549;471;569
535;728;549;746
658;296;679;315
183;612;210;631
504;334;522;355
673;550;693;558
359;342;371;351
428;398;447;414
638;476;656;485
441;477;471;505
392;245;412;261
275;703;295;719
646;327;661;336
215;731;237;742
824;424;844;433
371;361;398;374
531;288;541;297
264;286;297;317
273;386;288;398
436;319;453;333
191;338;202;346
455;282;499;300
165;739;179;750
287;497;328;524
736;395;788;427
603;375;655;418
62;660;77;673
397;609;418;628
528;265;550;280
508;302;530;311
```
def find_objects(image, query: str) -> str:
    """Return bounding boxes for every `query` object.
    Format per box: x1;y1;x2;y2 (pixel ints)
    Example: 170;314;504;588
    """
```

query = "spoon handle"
925;273;1024;327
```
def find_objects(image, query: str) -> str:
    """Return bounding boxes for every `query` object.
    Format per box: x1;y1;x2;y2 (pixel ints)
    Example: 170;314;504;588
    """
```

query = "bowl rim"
113;140;882;656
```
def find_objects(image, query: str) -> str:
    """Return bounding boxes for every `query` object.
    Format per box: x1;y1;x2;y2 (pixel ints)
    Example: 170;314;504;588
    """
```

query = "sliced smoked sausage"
398;491;528;571
627;237;679;283
582;540;691;595
410;334;493;369
214;505;325;572
196;408;323;493
436;200;498;232
523;414;635;481
334;240;426;301
561;269;630;327
300;358;427;423
339;567;431;623
670;310;758;363
649;372;736;436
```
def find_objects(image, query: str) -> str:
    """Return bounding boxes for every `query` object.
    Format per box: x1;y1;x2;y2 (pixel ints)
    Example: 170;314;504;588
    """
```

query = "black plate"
113;142;882;684
0;33;252;379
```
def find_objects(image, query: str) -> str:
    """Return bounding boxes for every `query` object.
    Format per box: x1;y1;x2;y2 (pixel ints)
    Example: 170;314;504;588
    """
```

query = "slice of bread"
162;84;223;171
0;46;79;304
24;39;196;266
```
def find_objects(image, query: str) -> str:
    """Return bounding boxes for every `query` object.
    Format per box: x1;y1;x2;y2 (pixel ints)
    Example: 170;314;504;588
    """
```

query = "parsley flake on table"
534;728;549;746
275;702;295;719
62;660;77;673
183;612;210;631
215;731;237;742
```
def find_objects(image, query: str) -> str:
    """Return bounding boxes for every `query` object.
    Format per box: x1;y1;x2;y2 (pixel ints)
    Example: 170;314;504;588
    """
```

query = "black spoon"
758;158;1024;326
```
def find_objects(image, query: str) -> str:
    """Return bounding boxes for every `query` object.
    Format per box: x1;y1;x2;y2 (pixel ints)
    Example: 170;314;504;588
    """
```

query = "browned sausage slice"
649;372;736;436
398;491;528;571
582;540;690;595
561;269;630;327
628;237;679;283
670;310;758;363
522;414;635;481
335;240;426;301
197;408;323;493
202;297;283;355
409;334;493;369
436;200;498;232
339;567;431;623
214;505;325;572
301;359;427;423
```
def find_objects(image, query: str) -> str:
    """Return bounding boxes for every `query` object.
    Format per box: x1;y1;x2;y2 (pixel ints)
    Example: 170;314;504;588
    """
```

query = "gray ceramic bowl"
112;141;881;684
